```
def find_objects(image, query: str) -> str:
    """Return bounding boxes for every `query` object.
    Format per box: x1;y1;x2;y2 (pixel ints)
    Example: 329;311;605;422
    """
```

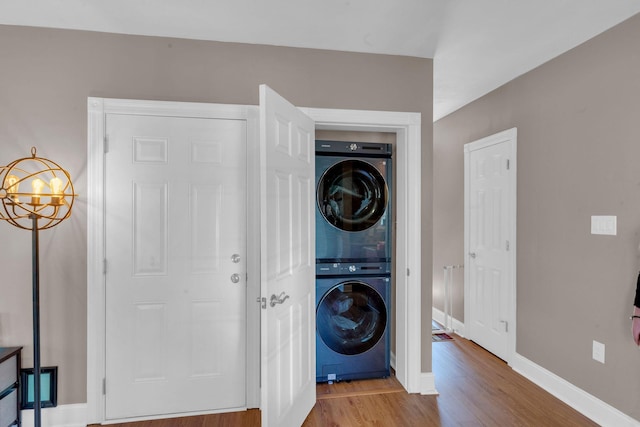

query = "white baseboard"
20;404;87;427
431;306;466;337
512;353;640;427
419;372;438;395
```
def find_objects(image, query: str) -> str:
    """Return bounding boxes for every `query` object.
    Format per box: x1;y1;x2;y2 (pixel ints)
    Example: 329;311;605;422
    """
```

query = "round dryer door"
316;280;387;355
317;159;388;232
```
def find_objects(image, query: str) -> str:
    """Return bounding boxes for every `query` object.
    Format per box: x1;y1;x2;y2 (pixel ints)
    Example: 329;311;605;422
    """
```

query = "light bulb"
50;177;63;205
31;178;44;205
32;178;44;194
5;174;20;202
50;177;63;194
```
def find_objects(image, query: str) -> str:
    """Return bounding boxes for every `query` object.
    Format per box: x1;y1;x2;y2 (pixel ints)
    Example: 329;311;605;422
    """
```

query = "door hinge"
506;159;510;170
500;320;509;332
406;268;410;277
104;135;109;153
506;240;510;251
103;259;107;275
102;378;106;395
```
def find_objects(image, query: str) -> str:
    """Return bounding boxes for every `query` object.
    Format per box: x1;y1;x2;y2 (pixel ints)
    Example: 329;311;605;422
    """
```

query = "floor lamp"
0;147;75;427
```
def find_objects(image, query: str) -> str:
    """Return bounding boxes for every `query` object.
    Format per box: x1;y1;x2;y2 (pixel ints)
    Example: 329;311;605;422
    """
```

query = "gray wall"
433;13;640;420
0;24;433;405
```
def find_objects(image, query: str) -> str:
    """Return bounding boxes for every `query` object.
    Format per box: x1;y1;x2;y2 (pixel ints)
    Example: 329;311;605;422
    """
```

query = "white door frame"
86;98;261;424
87;99;422;424
463;127;517;364
300;107;422;393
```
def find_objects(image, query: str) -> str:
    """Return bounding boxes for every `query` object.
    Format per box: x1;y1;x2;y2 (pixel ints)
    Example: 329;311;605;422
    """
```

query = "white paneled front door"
259;85;316;427
464;128;517;363
104;114;247;420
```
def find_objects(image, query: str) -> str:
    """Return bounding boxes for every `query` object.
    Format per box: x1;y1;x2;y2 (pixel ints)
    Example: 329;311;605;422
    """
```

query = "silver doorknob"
231;254;241;263
469;252;477;259
270;292;290;307
230;273;240;283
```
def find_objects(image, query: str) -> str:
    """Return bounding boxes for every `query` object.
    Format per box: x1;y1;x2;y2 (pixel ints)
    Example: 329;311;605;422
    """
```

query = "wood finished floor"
93;334;598;427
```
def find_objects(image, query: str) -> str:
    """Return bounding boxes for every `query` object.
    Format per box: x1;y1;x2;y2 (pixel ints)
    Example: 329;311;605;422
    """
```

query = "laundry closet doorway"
314;129;397;357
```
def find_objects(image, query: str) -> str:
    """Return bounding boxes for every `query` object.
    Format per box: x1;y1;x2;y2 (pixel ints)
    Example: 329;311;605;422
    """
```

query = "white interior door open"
464;128;516;363
259;85;316;427
104;113;247;420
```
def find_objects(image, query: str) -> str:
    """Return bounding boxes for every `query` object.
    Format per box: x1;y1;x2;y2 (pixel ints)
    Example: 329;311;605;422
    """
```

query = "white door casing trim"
300;107;422;393
88;99;423;423
463;127;517;365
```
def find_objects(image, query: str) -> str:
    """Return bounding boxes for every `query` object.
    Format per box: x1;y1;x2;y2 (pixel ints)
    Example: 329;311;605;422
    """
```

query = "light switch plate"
591;215;617;235
592;340;605;364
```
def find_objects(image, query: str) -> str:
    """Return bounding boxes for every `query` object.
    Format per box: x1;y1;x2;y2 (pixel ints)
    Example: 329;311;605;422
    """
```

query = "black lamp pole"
31;214;42;427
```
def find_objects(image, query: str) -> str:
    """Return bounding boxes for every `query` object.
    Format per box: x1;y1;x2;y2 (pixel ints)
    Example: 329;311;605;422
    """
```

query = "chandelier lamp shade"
0;147;76;427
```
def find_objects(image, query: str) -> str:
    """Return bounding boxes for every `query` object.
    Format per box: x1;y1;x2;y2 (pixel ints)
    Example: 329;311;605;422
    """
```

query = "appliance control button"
348;265;357;272
348;143;358;151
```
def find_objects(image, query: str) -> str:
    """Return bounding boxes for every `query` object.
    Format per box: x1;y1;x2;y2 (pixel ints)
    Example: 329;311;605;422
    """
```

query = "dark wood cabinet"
0;347;21;427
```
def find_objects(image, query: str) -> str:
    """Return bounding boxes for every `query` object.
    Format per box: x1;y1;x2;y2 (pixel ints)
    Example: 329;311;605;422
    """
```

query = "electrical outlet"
592;340;605;364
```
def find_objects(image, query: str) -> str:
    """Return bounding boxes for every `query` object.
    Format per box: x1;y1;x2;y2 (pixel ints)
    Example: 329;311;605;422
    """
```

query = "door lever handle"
270;292;290;307
469;252;477;259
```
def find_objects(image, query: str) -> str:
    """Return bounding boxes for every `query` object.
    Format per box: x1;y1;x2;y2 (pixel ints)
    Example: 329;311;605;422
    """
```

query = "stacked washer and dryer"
315;140;393;383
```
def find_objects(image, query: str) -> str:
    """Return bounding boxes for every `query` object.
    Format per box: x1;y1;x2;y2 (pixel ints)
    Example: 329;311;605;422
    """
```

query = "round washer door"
316;280;387;355
317;159;388;232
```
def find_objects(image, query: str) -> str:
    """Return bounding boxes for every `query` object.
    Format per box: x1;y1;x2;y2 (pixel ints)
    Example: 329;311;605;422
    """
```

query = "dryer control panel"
316;262;391;276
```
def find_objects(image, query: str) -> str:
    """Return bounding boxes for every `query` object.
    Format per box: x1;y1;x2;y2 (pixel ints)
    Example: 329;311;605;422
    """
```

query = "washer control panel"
316;262;391;276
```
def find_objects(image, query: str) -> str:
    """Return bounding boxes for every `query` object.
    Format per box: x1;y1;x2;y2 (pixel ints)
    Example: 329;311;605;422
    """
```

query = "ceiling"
2;0;640;121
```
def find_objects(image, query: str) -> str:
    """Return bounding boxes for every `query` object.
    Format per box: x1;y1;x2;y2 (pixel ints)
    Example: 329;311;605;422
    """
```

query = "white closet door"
259;85;316;427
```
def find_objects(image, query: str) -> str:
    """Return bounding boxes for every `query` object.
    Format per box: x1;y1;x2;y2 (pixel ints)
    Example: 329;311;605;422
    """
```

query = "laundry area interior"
314;130;397;385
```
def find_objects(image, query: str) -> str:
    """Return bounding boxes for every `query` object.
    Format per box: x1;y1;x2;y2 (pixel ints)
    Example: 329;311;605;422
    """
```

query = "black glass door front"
317;159;388;232
316;281;387;355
